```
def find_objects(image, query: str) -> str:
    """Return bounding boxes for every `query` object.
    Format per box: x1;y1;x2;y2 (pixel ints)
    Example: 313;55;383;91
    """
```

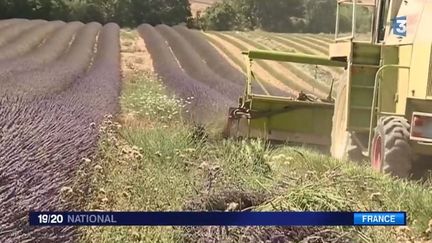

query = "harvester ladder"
347;42;381;132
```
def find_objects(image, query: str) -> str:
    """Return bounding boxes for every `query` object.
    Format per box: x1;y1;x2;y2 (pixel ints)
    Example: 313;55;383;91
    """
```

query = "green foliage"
254;0;304;32
201;2;237;31
200;0;304;32
201;0;373;34
200;0;256;31
304;0;337;33
229;0;256;30
0;0;192;27
125;0;192;26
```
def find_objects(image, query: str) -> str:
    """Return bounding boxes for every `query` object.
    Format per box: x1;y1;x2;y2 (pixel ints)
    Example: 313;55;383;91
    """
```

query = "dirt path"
120;30;154;74
119;30;156;127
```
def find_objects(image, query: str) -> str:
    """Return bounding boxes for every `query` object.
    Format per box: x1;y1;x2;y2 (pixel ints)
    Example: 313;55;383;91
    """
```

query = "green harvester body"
225;0;432;177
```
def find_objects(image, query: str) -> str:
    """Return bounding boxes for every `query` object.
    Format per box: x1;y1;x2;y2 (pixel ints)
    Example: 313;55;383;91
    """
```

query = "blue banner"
28;212;406;227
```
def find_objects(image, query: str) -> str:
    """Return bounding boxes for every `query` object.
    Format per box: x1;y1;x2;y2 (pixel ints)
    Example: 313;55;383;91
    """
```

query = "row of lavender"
0;20;121;242
138;24;235;124
138;24;295;124
0;22;102;99
144;24;295;100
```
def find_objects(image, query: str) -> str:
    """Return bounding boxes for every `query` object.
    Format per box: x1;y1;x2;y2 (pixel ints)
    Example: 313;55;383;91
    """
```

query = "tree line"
0;0;372;33
0;0;192;27
198;0;373;33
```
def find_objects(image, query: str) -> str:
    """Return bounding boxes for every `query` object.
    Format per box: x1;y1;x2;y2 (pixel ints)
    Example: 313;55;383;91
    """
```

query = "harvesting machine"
224;0;432;178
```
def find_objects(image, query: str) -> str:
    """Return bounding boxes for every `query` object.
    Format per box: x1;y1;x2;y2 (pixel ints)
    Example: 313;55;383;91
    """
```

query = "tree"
230;0;256;30
161;0;192;25
304;0;337;33
201;2;237;31
0;1;13;18
112;0;133;26
254;0;305;32
48;0;71;21
124;0;191;26
0;0;192;27
200;0;306;32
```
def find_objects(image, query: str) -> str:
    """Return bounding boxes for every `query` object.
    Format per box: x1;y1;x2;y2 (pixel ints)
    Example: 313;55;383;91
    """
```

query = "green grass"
81;73;196;242
121;72;185;123
80;72;272;242
257;148;432;242
81;71;432;243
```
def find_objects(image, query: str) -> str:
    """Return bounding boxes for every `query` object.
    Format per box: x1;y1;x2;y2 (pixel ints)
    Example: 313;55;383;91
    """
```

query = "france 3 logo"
392;16;407;37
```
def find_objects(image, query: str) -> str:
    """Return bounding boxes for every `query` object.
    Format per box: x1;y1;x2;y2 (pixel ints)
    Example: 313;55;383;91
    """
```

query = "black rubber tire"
330;72;363;161
371;116;413;178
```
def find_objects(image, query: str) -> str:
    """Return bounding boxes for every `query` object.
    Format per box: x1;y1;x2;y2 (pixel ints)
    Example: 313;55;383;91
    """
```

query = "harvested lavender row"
208;32;294;97
156;24;242;101
0;22;101;98
0;21;65;60
0;21;84;75
0;19;47;47
138;24;233;123
0;23;122;242
173;26;287;96
172;26;249;86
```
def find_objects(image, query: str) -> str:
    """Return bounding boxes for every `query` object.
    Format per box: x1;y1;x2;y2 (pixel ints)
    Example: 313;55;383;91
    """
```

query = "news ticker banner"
29;212;406;227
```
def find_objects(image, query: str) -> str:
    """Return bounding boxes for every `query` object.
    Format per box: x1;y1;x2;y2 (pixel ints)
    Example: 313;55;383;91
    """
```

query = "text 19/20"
37;214;64;224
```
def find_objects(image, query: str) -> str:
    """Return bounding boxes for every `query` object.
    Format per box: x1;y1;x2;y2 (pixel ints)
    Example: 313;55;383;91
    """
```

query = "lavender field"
0;19;121;242
1;18;431;243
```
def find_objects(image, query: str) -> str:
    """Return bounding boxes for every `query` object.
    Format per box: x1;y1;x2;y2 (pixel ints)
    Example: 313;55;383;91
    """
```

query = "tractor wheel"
371;116;413;178
330;73;363;161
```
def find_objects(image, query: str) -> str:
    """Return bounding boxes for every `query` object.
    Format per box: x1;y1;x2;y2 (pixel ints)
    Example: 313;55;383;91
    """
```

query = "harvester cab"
224;0;432;178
